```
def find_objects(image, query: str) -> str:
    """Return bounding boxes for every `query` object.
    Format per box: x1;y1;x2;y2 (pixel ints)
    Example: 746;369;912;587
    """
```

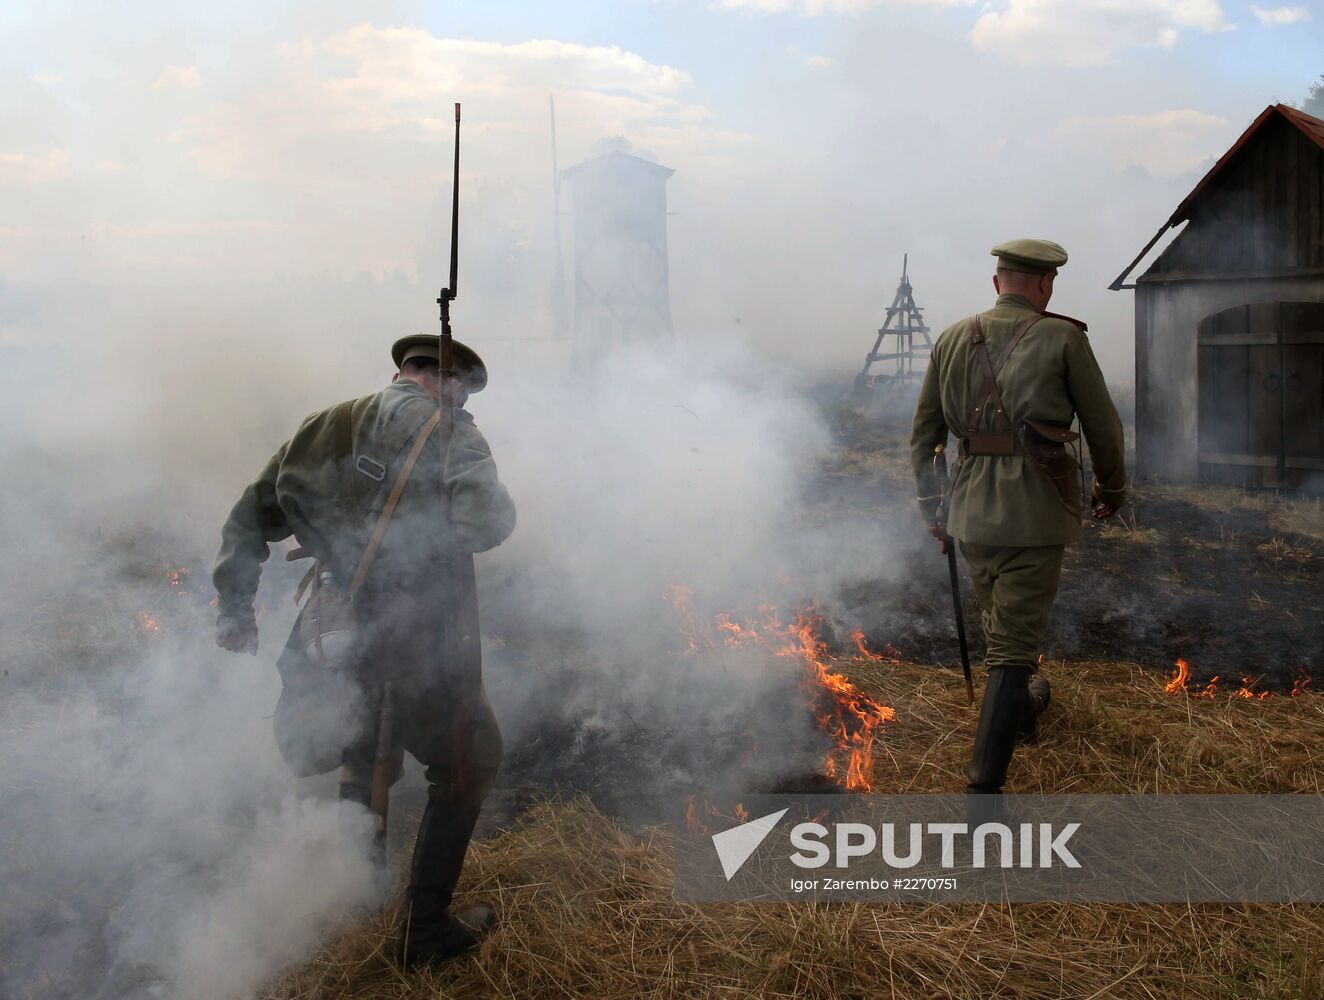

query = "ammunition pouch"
1018;419;1082;515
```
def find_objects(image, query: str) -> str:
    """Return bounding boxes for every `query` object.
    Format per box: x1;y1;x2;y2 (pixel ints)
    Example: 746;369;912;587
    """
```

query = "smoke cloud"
1;311;908;996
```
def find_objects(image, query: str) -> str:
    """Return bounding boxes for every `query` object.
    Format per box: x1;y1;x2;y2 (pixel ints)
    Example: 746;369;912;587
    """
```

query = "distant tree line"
1304;75;1324;118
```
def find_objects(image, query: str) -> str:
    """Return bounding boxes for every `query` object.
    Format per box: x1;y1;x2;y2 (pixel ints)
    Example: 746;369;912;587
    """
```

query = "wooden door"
1198;301;1324;491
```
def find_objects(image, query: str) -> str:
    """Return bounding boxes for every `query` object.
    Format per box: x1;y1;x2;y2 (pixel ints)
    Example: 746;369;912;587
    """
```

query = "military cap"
990;239;1069;275
391;334;488;393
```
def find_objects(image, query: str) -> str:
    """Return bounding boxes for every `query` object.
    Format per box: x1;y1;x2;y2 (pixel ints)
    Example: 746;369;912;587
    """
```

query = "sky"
1;0;1322;384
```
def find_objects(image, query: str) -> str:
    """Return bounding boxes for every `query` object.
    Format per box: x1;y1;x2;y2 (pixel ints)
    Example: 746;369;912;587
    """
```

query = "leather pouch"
1018;419;1082;513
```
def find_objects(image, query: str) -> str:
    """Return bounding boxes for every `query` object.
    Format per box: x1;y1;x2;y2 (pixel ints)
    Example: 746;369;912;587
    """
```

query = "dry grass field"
261;421;1324;1000
264;662;1324;1000
6;410;1322;999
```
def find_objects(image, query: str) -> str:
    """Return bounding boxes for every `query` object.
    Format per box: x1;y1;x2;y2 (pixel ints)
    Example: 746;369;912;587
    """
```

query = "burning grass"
262;660;1324;1000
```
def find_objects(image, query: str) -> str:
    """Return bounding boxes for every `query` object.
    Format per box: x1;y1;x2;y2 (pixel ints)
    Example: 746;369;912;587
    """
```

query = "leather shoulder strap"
331;399;355;459
968;314;1045;431
347;410;442;597
330;397;374;520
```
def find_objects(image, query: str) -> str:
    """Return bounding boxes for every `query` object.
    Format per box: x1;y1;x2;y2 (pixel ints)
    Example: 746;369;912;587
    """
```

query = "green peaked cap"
390;334;488;393
990;239;1068;275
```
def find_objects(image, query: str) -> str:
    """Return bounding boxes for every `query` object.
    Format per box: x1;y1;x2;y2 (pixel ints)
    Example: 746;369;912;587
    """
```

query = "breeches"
340;688;504;805
958;542;1065;670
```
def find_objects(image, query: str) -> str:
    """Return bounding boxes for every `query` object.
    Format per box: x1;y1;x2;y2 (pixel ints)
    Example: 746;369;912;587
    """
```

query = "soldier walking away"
911;239;1127;794
212;333;516;965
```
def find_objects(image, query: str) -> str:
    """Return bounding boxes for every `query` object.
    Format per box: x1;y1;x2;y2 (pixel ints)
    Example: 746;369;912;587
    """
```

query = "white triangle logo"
711;808;789;880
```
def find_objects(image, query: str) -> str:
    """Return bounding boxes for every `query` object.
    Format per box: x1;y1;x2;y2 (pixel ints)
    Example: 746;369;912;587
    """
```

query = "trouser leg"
958;543;1065;791
395;691;504;968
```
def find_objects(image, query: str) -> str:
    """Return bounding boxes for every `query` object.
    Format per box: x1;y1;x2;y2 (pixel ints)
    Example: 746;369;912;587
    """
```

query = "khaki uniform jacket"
213;378;517;691
910;294;1127;547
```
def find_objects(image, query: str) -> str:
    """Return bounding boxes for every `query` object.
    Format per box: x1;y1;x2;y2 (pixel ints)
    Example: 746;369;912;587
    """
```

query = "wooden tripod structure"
855;255;932;396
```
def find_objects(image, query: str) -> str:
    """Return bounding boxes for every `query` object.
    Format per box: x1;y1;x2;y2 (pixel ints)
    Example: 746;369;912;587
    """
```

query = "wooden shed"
1112;103;1324;491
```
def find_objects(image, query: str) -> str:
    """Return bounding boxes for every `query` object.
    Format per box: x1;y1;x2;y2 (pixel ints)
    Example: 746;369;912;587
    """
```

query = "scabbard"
946;547;975;705
369;681;394;844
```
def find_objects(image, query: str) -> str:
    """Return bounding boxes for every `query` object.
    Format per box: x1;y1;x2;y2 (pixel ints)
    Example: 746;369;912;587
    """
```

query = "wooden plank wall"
1148;116;1324;277
1134;279;1324;482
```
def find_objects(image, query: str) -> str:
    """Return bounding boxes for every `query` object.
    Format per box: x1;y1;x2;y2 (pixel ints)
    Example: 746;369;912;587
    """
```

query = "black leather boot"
966;666;1030;793
1018;674;1052;743
396;791;491;968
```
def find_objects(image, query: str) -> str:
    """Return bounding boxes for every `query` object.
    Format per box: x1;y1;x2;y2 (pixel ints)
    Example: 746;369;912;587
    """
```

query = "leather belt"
959;431;1020;458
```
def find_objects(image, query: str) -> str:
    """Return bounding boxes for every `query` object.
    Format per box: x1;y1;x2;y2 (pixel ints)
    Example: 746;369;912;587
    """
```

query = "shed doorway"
1197;301;1324;491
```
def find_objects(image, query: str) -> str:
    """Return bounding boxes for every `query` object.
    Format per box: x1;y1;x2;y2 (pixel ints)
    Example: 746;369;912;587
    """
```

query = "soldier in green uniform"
212;333;516;965
911;239;1127;794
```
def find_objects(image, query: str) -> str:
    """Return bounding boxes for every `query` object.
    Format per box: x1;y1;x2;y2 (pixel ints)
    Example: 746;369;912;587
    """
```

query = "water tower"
562;150;674;360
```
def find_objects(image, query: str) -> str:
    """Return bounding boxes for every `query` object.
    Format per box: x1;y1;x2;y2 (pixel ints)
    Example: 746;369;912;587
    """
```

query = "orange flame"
785;611;896;792
663;585;706;652
684;794;749;835
716;613;761;647
136;612;161;636
664;591;897;792
1167;657;1313;699
849;628;900;663
1236;676;1272;700
1165;657;1191;694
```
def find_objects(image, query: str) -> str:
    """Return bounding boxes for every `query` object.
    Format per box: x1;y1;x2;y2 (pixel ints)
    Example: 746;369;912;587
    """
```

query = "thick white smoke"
1;324;899;997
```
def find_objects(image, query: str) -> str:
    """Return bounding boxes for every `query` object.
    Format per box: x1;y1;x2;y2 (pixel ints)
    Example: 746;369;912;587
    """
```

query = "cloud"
1250;4;1310;25
784;43;836;66
287;27;694;112
151;64;203;90
970;0;1231;67
172;26;712;183
1;23;746;288
1054;109;1229;177
714;0;969;12
0;147;70;182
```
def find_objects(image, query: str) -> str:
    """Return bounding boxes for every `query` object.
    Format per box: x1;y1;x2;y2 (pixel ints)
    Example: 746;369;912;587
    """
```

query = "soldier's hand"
216;612;258;655
926;521;954;555
1090;501;1118;521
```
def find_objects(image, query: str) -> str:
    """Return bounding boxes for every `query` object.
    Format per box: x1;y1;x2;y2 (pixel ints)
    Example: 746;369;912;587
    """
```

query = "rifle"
435;103;476;801
933;444;975;706
366;102;469;851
